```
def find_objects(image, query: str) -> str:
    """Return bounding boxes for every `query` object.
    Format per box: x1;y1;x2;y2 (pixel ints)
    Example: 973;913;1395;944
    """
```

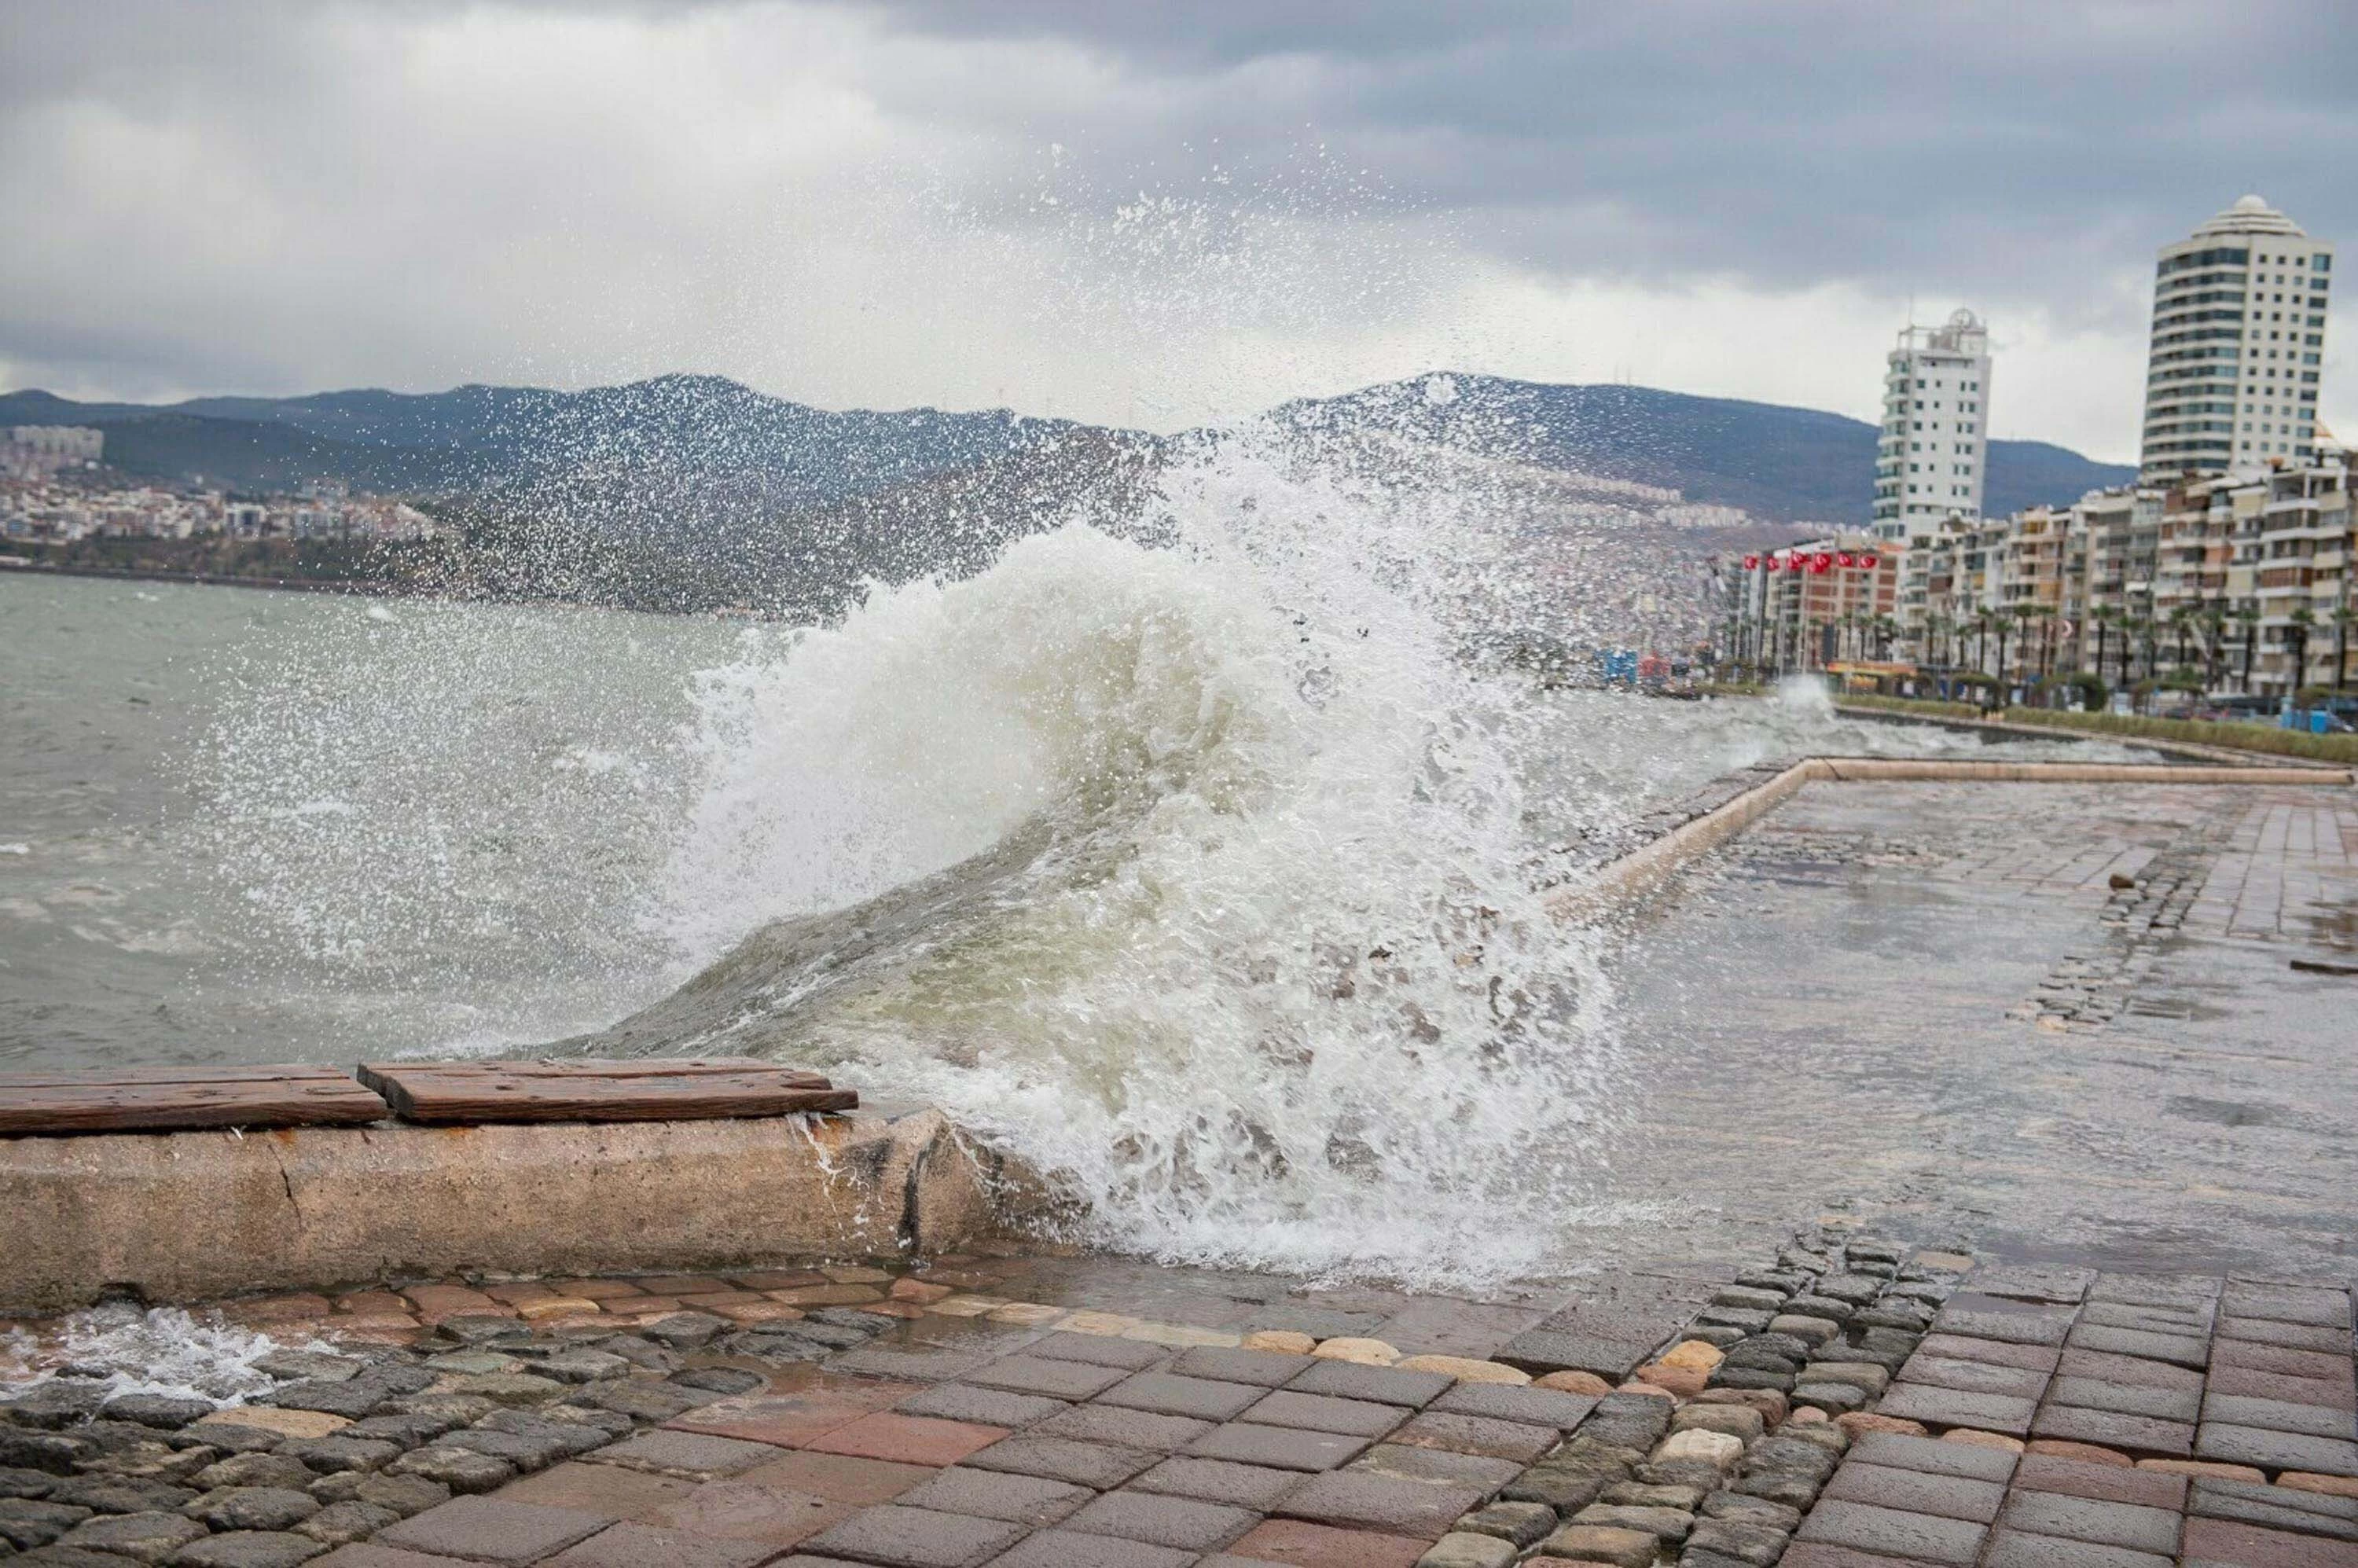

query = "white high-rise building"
2139;195;2332;483
1871;310;1992;542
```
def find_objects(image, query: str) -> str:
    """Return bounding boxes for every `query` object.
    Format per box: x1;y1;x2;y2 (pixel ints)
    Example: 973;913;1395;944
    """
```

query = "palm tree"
2236;604;2261;695
2200;604;2228;695
2287;607;2316;699
2091;608;2115;688
2334;606;2354;696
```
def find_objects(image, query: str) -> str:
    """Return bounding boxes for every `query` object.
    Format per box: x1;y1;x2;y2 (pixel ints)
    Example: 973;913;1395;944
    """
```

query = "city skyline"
2;2;2352;465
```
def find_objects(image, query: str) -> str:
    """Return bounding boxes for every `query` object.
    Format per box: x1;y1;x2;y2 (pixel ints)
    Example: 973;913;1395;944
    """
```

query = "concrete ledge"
1811;758;2347;785
0;1106;998;1316
1554;754;2350;918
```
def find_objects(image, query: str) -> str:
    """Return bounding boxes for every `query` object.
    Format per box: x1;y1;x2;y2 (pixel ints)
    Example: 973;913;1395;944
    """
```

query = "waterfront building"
2139;196;2333;483
1873;310;1992;542
2251;447;2354;695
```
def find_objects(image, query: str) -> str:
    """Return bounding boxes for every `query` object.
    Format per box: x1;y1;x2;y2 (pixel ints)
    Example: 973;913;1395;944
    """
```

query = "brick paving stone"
1494;1329;1653;1382
2046;1376;2202;1423
1383;1412;1555;1465
2182;1515;2358;1566
1427;1383;1597;1432
1129;1456;1305;1511
962;1436;1159;1490
831;1348;1001;1383
644;1478;856;1544
375;1496;612;1564
1059;1489;1258;1549
2089;1275;2223;1309
894;1386;1069;1430
2056;1350;2208;1391
1819;1461;2006;1522
1930;1298;2075;1348
2012;1453;2187;1510
1023;1335;1170;1371
2080;1302;2216;1336
2211;1338;2358;1385
1846;1434;2019;1484
2219;1284;2353;1329
311;1548;483;1567
802;1504;1029;1568
2000;1489;2181;1554
738;1452;939;1505
2189;1477;2358;1541
543;1520;780;1567
1169;1349;1317;1387
671;1383;920;1449
1282;1362;1451;1408
587;1429;785;1479
1778;1548;1952;1568
1978;1527;2171;1567
2029;1405;2194;1456
2206;1364;2358;1412
966;1359;1132;1402
2066;1324;2211;1368
1238;1391;1409;1439
896;1468;1091;1528
1794;1499;1989;1566
1273;1468;1486;1536
1096;1372;1268;1423
1185;1423;1371;1473
982;1528;1196;1567
1912;1335;2059;1374
1875;1384;2037;1436
1224;1516;1434;1567
1027;1404;1210;1452
494;1460;698;1521
2197;1423;2358;1476
1969;1267;2095;1305
1349;1443;1523;1491
1533;1520;1658;1566
2205;1394;2358;1440
805;1413;1009;1468
1896;1355;2051;1402
2218;1316;2353;1353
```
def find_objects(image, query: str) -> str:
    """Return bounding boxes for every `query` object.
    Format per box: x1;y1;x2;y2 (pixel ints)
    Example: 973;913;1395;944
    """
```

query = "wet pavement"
1598;780;2358;1282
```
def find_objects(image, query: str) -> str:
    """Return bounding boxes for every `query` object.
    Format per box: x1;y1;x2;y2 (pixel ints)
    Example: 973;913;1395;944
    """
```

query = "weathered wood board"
354;1058;858;1122
0;1064;391;1135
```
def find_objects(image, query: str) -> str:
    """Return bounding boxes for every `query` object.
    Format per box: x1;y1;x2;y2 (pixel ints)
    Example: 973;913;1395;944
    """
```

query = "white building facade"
2139;195;2333;483
1872;310;1992;542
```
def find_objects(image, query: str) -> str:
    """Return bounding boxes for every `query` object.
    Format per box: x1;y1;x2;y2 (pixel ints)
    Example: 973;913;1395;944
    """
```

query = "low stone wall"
0;1105;1001;1315
1552;755;2352;918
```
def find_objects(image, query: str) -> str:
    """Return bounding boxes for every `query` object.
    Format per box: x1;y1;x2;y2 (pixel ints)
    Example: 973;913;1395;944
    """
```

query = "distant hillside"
4;372;2132;527
1271;374;2136;525
0;376;1079;505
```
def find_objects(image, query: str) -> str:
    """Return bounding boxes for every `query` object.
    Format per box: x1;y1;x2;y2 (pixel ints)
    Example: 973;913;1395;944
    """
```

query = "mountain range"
2;373;2132;528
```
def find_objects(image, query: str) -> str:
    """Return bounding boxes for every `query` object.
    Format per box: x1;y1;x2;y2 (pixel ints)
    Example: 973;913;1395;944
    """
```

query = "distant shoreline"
0;556;404;598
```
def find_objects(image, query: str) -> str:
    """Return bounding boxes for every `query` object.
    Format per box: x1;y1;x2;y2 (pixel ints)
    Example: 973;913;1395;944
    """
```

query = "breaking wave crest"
586;431;1627;1286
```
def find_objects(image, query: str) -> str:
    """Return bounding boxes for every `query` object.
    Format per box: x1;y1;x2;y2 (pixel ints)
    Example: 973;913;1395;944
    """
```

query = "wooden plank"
0;1066;390;1136
357;1059;857;1124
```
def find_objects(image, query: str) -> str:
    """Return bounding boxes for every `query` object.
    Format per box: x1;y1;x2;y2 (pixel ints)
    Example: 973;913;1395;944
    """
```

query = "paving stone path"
6;1238;2350;1565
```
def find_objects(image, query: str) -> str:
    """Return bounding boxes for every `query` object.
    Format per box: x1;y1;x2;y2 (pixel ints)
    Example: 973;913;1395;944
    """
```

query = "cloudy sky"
3;1;2352;461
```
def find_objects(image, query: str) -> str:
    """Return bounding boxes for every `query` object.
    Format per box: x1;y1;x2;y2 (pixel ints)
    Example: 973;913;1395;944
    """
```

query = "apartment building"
1873;311;1992;541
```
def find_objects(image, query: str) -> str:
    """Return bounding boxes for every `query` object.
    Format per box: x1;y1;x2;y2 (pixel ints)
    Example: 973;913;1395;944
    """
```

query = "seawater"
0;436;2157;1285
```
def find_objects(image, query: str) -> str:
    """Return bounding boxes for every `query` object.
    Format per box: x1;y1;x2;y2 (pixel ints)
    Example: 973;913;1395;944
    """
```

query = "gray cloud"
2;0;2352;461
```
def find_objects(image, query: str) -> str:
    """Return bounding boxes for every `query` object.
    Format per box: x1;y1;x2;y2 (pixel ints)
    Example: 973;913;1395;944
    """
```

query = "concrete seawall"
1552;754;2352;916
0;1104;1001;1315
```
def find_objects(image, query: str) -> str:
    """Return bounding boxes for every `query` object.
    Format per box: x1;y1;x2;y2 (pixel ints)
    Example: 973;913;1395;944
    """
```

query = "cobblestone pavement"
6;1239;2355;1566
1598;780;2358;1280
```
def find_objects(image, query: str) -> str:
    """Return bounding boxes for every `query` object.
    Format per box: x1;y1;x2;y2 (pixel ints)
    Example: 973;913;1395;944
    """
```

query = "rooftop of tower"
2191;193;2306;238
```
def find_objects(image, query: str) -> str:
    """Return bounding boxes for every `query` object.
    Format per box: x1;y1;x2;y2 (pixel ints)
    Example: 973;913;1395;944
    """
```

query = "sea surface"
2;455;2165;1285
